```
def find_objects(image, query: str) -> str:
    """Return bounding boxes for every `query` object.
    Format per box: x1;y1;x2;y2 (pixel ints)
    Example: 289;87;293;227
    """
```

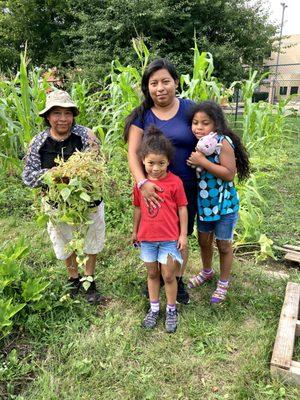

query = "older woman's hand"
140;181;164;208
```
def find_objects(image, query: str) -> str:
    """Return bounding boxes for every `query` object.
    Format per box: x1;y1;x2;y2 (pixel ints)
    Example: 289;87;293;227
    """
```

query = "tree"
65;0;277;83
0;0;76;71
0;0;277;83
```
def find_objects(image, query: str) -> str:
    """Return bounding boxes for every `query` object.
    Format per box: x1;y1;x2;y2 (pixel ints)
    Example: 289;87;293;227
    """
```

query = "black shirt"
39;132;83;169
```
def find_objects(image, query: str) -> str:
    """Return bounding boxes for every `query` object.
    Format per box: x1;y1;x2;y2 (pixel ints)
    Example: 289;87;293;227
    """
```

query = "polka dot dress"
197;135;239;222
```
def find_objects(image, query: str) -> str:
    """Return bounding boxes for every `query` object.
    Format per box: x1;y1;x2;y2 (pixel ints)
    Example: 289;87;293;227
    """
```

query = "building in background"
259;34;300;104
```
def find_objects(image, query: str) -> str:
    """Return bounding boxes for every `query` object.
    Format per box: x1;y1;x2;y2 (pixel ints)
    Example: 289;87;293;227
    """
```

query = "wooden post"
271;282;300;385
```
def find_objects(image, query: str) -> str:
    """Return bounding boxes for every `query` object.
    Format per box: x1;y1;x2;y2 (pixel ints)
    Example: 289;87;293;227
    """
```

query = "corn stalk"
180;39;222;102
0;46;49;170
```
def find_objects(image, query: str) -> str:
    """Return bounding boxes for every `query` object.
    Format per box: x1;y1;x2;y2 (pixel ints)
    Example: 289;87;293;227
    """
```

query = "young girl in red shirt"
132;125;188;333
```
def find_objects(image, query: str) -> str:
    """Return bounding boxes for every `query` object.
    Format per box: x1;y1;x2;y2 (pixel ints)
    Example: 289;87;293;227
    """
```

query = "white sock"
150;301;160;313
166;304;176;312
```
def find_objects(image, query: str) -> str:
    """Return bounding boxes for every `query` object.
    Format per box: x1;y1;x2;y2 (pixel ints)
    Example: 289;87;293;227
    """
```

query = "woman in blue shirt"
124;59;197;304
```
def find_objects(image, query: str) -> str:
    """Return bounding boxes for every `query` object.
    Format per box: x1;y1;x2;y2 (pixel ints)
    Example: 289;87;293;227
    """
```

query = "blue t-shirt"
132;98;197;182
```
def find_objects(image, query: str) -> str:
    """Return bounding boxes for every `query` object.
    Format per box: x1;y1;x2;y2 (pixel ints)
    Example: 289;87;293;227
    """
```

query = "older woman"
124;59;197;304
23;90;105;304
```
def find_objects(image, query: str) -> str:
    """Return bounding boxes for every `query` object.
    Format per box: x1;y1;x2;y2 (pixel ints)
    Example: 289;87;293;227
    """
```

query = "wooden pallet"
273;244;300;263
270;282;300;385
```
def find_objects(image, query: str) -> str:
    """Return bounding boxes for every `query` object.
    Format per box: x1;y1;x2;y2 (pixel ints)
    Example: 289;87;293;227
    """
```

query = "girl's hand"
140;181;164;209
187;151;206;167
132;233;140;249
131;232;137;243
177;234;187;251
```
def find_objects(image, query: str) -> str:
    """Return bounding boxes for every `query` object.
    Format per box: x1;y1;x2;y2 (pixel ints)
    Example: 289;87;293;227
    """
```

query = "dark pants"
183;179;198;236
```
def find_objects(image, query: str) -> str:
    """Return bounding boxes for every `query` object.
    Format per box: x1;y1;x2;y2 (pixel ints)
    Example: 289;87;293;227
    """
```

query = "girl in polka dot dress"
187;101;250;304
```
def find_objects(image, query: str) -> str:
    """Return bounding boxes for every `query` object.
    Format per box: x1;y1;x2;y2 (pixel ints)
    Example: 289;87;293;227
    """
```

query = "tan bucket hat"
39;90;79;116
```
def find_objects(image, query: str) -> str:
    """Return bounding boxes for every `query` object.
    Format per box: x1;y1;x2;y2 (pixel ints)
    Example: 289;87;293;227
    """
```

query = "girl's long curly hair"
191;101;250;181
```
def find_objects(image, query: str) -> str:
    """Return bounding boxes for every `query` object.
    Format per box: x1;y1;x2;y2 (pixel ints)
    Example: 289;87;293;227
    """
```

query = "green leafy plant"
0;238;29;294
21;278;50;303
0;238;51;338
0;299;26;338
40;149;107;266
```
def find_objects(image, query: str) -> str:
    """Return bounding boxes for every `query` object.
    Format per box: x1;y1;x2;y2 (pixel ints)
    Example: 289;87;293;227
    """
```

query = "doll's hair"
190;101;250;181
138;125;175;161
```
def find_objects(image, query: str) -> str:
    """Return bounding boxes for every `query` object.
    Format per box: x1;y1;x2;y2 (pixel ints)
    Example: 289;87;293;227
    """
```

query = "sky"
266;0;300;35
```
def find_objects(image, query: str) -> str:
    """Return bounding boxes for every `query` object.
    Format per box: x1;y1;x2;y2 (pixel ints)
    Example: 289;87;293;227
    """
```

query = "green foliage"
0;299;25;338
0;238;50;338
0;237;29;294
0;171;33;218
0;0;76;70
237;70;293;150
236;173;265;244
229;70;296;252
179;40;222;101
1;0;277;84
21;278;50;303
39;150;107;266
257;234;275;262
0;47;49;169
65;0;276;83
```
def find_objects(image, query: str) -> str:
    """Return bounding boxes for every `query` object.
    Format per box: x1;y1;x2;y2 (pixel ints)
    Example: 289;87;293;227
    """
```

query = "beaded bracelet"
137;178;149;189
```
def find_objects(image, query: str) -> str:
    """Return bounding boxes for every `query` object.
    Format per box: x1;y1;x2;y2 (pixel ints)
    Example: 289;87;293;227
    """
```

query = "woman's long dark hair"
124;58;179;142
191;101;250;181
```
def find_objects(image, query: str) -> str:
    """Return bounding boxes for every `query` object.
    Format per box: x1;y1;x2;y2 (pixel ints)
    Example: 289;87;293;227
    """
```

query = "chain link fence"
225;63;300;122
256;63;300;105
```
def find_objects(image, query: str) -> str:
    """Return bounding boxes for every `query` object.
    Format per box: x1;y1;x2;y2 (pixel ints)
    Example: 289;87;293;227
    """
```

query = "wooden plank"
283;245;300;252
273;245;289;252
274;246;299;256
296;321;300;337
291;361;300;369
271;282;300;369
271;365;300;386
285;252;300;263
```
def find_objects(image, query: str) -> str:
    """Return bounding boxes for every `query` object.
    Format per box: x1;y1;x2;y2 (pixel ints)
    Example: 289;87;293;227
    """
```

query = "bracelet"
137;178;148;189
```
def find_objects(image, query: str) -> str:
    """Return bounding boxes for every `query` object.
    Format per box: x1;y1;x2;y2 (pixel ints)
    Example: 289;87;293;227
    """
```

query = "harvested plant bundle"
40;149;107;265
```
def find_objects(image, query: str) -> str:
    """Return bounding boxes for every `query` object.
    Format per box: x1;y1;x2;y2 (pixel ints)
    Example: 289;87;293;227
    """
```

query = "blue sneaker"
142;309;159;329
165;309;178;333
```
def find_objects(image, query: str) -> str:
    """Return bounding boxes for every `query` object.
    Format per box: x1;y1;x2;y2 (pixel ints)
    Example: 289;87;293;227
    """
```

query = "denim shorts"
197;212;238;241
140;241;183;266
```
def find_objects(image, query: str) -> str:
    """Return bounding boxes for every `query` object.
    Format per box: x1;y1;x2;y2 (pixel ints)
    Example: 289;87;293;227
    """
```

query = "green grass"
0;124;300;399
258;117;300;246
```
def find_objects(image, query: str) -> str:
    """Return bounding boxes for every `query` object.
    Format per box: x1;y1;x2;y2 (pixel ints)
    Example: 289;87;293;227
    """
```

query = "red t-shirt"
133;172;188;242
